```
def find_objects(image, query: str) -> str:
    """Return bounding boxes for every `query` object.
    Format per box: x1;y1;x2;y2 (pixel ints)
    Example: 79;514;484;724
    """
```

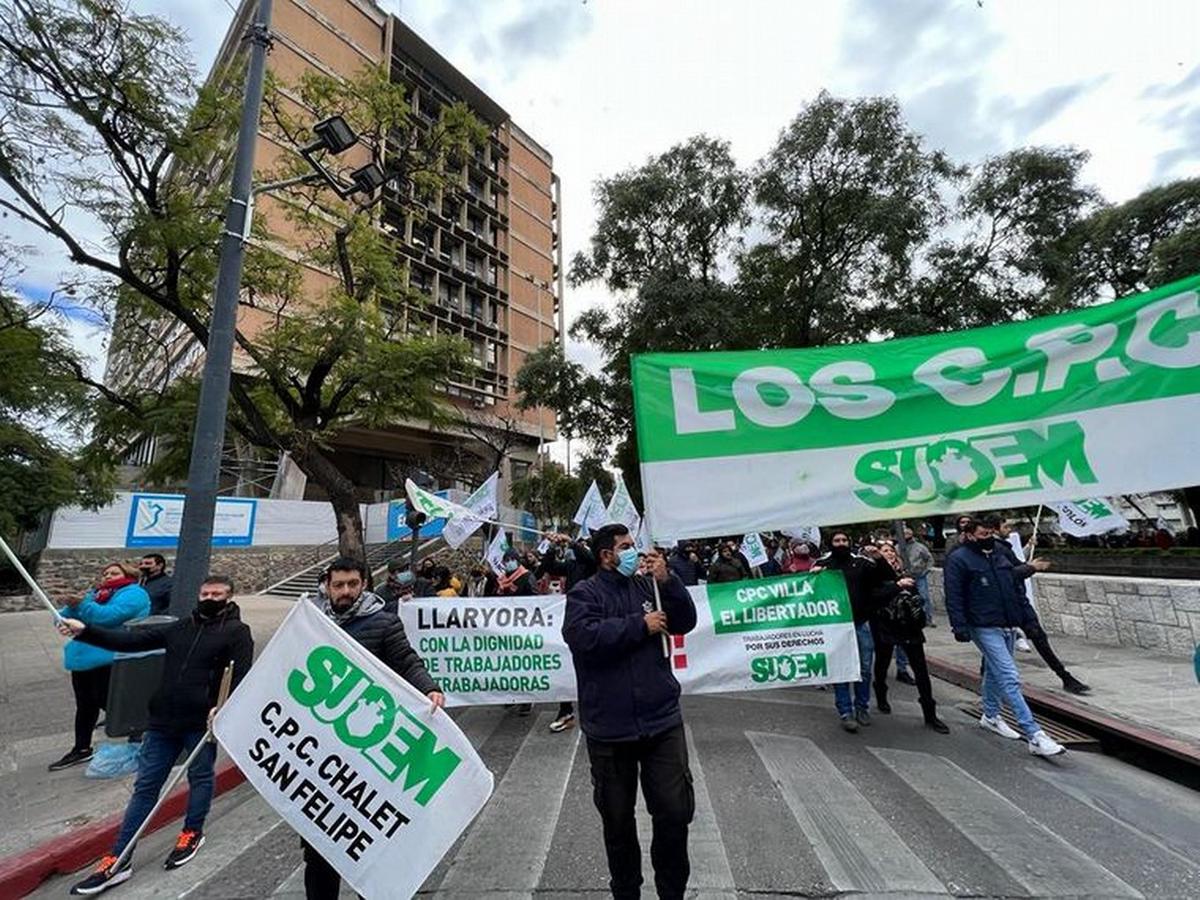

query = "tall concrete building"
110;0;561;502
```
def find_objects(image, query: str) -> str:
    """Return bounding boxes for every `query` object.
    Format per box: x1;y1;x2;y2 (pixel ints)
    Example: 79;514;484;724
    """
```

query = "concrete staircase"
256;537;444;599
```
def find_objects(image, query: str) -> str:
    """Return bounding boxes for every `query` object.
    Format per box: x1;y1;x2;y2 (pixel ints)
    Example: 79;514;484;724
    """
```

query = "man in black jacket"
60;575;253;895
814;530;899;732
539;533;597;733
305;556;443;900
563;524;697;900
137;553;173;616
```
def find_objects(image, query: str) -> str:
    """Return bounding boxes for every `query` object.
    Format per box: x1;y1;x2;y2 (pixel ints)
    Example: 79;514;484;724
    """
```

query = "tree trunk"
290;441;367;566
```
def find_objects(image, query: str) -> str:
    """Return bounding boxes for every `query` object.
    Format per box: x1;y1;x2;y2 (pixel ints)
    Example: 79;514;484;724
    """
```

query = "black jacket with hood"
320;591;438;695
77;602;254;733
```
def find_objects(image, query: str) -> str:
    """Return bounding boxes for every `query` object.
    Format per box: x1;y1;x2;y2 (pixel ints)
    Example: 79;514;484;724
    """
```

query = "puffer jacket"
76;601;253;732
61;583;151;672
944;540;1038;633
563;569;697;742
323;592;437;695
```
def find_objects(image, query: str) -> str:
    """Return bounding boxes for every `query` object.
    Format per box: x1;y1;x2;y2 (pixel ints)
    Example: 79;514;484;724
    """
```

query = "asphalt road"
31;678;1200;899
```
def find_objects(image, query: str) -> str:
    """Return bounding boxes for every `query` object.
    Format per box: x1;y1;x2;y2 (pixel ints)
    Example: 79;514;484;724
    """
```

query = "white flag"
485;528;509;575
405;479;475;521
214;601;493;900
634;519;653;553
781;525;821;547
442;473;499;550
739;532;769;568
537;538;551;555
1050;498;1130;537
572;480;608;530
606;474;641;532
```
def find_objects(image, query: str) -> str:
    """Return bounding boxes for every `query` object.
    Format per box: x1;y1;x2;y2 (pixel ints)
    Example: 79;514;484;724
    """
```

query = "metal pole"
171;0;274;617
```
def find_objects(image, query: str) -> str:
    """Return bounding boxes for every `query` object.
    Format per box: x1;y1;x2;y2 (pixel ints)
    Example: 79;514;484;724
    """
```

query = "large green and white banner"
399;570;859;704
631;276;1200;539
214;602;493;900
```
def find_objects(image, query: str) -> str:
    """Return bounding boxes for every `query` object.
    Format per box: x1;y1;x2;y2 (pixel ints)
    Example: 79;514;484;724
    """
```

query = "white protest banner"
572;480;609;530
214;601;493;900
781;525;821;548
442;473;500;550
485;528;509;575
405;479;475;521
606;474;642;532
399;570;859;705
739;533;769;568
635;519;654;553
1050;498;1130;537
632;275;1200;539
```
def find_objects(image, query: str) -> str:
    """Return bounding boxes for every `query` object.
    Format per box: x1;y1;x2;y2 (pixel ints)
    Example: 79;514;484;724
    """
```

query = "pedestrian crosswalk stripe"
871;748;1142;898
633;726;736;899
436;711;580;894
747;732;947;895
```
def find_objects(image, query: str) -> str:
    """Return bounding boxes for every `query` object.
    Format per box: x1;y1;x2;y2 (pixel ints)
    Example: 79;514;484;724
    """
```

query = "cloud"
1152;102;1200;181
1143;63;1200;100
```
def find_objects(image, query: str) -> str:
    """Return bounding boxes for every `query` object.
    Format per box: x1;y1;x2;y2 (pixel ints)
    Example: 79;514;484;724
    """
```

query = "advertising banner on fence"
126;493;256;548
399;570;859;705
214;602;493;900
631;275;1200;539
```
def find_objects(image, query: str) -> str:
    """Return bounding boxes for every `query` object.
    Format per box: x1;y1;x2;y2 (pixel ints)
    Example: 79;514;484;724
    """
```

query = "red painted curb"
0;759;246;898
926;653;1200;766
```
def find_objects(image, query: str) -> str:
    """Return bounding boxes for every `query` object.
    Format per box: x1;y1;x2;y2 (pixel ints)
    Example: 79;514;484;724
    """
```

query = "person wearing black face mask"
58;576;253;891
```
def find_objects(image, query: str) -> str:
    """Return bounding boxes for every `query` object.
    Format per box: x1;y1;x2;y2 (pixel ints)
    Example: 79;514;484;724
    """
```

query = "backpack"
879;588;926;637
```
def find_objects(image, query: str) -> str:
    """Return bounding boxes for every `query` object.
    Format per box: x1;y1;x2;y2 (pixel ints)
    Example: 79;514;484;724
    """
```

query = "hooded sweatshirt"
321;591;437;695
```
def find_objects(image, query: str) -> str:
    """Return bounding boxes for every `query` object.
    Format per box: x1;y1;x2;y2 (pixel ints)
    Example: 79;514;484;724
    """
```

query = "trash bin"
105;614;176;738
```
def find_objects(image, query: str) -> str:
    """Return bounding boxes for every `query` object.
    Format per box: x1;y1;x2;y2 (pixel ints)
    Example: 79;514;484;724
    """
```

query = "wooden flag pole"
0;534;63;624
112;662;235;871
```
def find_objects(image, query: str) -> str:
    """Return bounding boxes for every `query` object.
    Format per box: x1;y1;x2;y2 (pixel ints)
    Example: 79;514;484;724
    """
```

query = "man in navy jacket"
945;516;1065;757
563;523;697;900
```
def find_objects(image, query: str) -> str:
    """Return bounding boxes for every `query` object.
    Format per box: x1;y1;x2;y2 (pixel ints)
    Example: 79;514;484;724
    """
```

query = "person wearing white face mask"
563;523;698;900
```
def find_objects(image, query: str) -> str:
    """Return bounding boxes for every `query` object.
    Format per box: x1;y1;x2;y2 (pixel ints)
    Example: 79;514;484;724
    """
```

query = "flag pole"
652;576;669;659
1028;504;1045;558
0;534;63;624
112;662;235;871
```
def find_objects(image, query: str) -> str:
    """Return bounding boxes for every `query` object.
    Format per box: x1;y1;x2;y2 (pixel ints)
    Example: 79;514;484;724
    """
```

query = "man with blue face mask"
563;523;698;900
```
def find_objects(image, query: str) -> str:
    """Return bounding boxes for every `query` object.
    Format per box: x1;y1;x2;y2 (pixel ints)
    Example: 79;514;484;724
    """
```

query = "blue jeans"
970;627;1038;739
914;573;932;623
114;729;215;855
834;622;874;717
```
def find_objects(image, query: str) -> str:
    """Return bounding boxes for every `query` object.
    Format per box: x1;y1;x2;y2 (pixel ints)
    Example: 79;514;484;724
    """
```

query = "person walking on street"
137;554;173;616
871;546;949;733
300;557;444;899
707;543;747;583
782;540;816;574
902;528;935;626
813;532;889;733
667;541;704;585
49;562;151;773
540;533;598;732
60;575;253;895
376;561;416;613
945;518;1066;757
563;524;698;900
491;549;538;596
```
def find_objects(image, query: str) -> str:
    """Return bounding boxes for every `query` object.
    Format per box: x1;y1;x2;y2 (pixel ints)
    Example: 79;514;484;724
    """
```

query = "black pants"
1025;621;1070;679
556;701;574;717
302;839;360;900
586;724;694;900
71;665;111;751
874;641;935;709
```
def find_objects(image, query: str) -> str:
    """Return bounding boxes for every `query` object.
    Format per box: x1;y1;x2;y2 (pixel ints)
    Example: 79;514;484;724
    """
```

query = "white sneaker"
979;714;1021;739
1015;636;1033;653
1028;730;1066;757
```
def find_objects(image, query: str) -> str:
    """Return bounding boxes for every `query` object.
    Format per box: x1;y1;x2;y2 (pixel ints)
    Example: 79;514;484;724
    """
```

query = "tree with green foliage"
0;0;488;561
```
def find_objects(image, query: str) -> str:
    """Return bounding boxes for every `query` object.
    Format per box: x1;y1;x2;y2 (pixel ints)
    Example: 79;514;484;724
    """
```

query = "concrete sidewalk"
0;596;294;862
921;617;1200;749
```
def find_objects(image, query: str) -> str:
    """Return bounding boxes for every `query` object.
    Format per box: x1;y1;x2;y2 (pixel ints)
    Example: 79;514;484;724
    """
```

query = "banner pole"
0;534;63;624
112;662;235;871
1028;504;1045;557
652;576;669;659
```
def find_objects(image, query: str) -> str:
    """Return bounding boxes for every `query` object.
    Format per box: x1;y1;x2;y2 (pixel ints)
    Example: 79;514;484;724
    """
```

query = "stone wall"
27;545;327;608
929;569;1200;658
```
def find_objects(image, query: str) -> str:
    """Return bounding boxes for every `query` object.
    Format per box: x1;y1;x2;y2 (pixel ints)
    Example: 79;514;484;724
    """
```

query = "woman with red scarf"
49;562;151;771
489;549;538;596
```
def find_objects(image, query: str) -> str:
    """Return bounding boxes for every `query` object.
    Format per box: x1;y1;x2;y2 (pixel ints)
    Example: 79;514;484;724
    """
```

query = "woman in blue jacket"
49;562;151;771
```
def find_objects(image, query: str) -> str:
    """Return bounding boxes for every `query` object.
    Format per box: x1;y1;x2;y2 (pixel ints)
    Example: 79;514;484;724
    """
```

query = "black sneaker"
856;708;872;727
163;830;205;870
49;747;93;772
895;671;917;686
840;716;859;733
70;855;131;895
517;703;533;717
1062;675;1091;695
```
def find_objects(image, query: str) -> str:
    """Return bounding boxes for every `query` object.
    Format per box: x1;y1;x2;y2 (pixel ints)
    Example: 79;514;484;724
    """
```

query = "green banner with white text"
631;275;1200;539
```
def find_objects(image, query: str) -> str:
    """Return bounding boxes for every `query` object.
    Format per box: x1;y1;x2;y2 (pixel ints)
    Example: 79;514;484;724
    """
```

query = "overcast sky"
12;0;1200;408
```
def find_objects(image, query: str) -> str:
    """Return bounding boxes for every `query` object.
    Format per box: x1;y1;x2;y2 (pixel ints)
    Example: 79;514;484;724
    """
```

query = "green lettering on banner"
707;571;852;635
287;645;461;806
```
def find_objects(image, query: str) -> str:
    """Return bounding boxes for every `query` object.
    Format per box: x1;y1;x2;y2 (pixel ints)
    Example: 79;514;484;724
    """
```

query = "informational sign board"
125;493;257;548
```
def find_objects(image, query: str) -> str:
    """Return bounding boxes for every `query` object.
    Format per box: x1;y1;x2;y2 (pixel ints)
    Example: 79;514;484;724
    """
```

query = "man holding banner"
563;524;697;900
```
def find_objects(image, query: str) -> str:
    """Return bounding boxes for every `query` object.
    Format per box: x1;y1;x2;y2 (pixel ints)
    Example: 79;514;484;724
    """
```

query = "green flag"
631;274;1200;539
405;479;475;521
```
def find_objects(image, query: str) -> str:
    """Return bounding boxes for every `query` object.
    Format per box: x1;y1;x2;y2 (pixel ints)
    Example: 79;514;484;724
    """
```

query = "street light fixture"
310;115;358;155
